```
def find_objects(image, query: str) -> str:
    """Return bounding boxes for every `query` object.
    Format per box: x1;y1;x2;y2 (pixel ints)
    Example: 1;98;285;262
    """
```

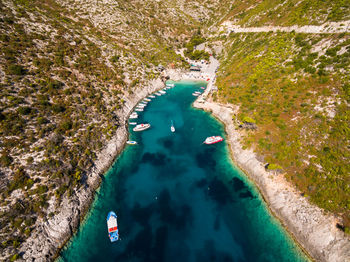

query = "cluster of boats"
192;86;206;96
126;83;176;145
112;83;221;242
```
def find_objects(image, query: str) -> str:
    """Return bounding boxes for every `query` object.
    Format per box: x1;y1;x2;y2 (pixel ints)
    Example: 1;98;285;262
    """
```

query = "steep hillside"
213;30;350;230
0;0;225;260
213;0;350;26
1;0;349;260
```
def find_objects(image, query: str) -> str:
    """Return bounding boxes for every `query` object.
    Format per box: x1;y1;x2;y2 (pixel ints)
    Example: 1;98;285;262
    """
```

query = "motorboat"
126;141;137;145
133;123;151;132
149;95;155;98
192;93;200;96
155;92;162;96
144;98;151;102
135;108;144;112
107;211;119;242
129;112;138;119
159;90;166;94
203;136;223;144
170;120;175;133
129;122;137;125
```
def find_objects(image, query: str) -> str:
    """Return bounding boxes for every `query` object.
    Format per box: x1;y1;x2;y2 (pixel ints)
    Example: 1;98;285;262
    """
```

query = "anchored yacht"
203;136;223;144
133;123;151;132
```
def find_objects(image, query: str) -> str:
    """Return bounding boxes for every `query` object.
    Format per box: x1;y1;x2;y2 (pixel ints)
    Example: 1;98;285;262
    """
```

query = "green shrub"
110;55;120;63
0;154;13;167
60;120;72;131
10;254;19;262
242;116;256;124
17;106;32;115
47;79;63;89
37;117;48;125
35;185;48;194
51;104;65;113
6;64;26;75
267;163;283;170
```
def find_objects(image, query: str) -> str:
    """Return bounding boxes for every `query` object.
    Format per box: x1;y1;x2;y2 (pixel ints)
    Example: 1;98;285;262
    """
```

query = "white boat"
194;91;201;94
203;136;223;144
170;120;175;133
200;87;205;90
155;92;162;96
129;122;137;125
135;108;144;112
144;98;151;102
133;123;151;132
149;95;155;98
166;83;175;87
126;141;137;145
107;211;119;242
137;104;146;108
192;93;200;97
159;90;166;94
129;112;138;119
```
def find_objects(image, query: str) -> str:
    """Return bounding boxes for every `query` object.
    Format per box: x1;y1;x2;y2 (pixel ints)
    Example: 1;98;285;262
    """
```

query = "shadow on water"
195;240;236;262
230;177;246;192
229;177;255;200
162;138;173;149
60;81;308;262
207;178;234;205
196;147;217;170
194;178;207;188
141;152;168;166
116;189;194;262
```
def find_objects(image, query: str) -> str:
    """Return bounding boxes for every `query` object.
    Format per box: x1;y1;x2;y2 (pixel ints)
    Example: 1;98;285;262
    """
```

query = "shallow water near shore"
60;81;308;262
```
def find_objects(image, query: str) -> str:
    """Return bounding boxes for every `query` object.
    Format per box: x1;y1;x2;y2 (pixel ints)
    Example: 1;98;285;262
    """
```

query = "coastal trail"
217;20;350;35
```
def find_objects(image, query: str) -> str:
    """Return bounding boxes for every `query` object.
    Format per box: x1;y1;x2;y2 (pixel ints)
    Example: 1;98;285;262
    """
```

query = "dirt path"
218;20;350;34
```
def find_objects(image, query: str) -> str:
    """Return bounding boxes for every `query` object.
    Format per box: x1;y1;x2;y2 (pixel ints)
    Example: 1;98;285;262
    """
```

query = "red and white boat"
133;123;151;132
203;136;223;144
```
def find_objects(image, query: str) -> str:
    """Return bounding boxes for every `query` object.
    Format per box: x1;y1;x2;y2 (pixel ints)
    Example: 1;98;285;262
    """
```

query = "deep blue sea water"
60;81;308;262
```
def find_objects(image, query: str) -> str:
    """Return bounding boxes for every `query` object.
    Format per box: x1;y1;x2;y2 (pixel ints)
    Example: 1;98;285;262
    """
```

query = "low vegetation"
215;31;350;231
184;30;211;61
213;0;350;27
0;0;225;259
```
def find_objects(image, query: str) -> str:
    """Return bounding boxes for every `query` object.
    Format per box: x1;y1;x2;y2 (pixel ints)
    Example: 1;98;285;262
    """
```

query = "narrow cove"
60;81;308;262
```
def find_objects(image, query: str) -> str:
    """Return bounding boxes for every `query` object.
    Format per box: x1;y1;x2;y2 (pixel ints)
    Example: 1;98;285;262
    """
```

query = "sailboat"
170;120;175;133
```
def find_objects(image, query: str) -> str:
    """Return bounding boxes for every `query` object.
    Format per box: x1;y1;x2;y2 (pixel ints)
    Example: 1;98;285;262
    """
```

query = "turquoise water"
60;81;308;262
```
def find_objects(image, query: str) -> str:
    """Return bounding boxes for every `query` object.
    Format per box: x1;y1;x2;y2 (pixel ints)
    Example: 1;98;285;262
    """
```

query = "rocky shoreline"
18;63;350;261
193;99;350;262
19;70;184;261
